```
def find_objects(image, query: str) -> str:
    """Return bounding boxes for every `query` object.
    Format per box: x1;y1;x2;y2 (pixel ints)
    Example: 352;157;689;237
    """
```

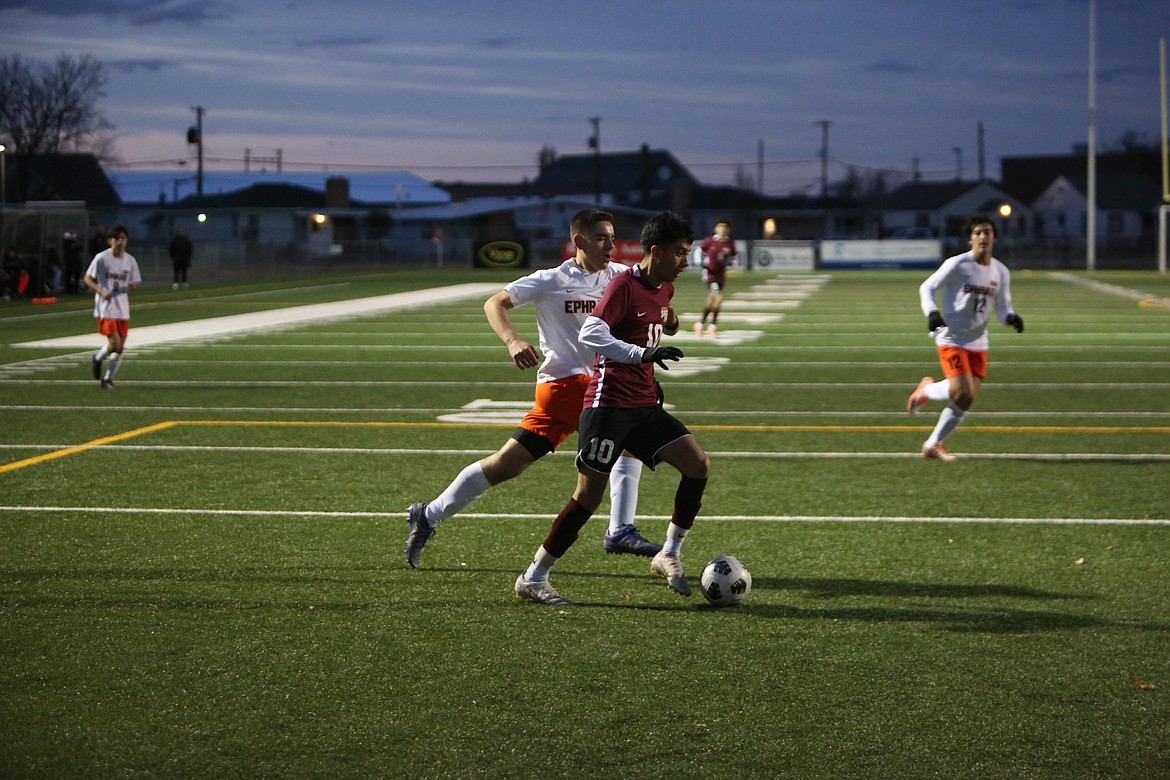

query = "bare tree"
0;53;113;156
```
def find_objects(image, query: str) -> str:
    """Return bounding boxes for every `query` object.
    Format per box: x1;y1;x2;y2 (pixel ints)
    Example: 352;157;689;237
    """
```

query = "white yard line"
2;505;1166;525
1049;272;1170;307
11;282;500;349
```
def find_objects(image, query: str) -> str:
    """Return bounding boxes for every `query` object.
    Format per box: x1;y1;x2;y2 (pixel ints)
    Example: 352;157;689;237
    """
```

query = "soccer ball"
700;555;752;607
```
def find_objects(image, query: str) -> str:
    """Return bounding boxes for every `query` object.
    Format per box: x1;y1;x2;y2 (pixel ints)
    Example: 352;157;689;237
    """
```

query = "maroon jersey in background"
584;267;674;409
699;235;735;287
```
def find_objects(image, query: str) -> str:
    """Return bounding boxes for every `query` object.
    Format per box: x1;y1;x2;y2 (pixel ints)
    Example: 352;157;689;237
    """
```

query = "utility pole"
977;121;986;180
190;106;205;197
952;146;963;181
815;120;831;197
757;138;765;194
588;117;601;203
1087;0;1098;271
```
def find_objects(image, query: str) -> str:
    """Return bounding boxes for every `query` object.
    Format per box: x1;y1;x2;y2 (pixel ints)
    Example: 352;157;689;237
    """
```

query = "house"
0;153;121;208
1001;148;1163;256
386;196;656;268
530;146;698;208
879;180;1025;244
1032;173;1163;250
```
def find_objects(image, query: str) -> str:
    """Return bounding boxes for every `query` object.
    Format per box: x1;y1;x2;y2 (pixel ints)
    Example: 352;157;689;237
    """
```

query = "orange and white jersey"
504;259;625;383
86;249;141;321
920;250;1015;351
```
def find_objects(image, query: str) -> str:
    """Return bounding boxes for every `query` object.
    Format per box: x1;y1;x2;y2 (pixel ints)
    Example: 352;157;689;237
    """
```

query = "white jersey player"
83;225;141;389
404;209;665;568
906;215;1024;460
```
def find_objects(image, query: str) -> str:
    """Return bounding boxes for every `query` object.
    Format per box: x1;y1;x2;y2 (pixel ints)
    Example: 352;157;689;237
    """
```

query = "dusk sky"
2;0;1167;195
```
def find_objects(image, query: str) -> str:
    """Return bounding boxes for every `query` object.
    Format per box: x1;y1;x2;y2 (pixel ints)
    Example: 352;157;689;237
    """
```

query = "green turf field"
2;268;1168;779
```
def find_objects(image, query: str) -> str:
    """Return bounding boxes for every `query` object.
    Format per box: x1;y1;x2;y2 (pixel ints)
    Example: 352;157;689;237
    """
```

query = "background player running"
693;219;736;337
83;225;141;389
906;214;1024;460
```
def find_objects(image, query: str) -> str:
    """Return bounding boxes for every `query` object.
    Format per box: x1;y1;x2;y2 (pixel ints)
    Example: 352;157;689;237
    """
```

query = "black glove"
642;345;684;370
1006;313;1024;333
927;311;946;332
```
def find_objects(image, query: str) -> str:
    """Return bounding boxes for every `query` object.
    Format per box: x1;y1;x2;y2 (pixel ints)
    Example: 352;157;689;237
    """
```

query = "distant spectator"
43;238;63;294
168;228;194;289
87;224;108;260
1;245;20;300
62;228;84;294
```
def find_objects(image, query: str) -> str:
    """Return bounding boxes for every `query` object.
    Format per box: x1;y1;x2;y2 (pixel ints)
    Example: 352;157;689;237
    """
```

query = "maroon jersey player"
694;219;736;336
515;211;711;606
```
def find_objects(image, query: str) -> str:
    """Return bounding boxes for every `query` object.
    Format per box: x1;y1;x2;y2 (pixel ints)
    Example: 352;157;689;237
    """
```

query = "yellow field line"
2;420;1166;474
0;421;179;474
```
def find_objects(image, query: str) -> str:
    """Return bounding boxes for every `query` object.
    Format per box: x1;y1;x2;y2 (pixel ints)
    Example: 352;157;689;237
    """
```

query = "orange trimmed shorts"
516;374;591;451
937;346;987;380
98;318;129;340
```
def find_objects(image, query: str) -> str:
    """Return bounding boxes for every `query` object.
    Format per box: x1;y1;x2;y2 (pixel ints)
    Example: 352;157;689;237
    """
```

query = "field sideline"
1;267;1167;778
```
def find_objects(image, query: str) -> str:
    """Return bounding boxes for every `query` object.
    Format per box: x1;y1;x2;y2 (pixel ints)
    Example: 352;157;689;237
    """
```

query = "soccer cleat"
922;443;956;462
693;321;703;336
707;323;717;337
514;575;572;606
100;378;114;389
404;502;435;568
906;376;934;415
92;355;102;380
603;525;663;557
650;552;692;596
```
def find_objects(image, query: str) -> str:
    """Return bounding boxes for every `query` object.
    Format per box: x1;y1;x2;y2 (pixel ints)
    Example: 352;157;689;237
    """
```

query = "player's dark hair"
109;224;129;238
570;209;615;237
963;215;995;237
640;211;693;253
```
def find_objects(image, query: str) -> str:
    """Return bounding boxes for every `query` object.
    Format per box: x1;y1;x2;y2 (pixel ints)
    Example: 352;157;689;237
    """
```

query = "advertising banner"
819;239;942;269
749;241;816;271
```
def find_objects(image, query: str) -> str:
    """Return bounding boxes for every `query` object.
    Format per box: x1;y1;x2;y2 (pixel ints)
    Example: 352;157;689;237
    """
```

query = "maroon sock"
542;498;594;558
671;476;707;531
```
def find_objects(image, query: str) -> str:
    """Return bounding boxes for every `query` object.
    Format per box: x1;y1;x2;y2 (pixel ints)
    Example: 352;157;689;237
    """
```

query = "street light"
0;143;6;206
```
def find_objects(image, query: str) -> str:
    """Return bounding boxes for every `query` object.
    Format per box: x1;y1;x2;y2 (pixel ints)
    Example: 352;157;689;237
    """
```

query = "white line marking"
1050;272;1170;307
12;283;500;348
4;444;1165;461
1;406;1166;418
2;506;1165;525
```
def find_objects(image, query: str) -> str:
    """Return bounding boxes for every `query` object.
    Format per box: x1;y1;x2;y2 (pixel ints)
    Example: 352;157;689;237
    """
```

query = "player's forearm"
580;316;643;364
484;293;522;346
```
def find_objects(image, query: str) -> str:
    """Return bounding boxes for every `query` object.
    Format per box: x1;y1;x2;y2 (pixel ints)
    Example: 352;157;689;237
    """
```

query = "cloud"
292;35;382;49
0;0;227;25
865;60;918;75
107;58;175;74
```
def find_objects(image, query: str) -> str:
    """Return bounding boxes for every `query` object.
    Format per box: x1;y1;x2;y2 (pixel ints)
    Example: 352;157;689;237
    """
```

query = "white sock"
94;346;109;362
924;378;951;401
524;546;559;581
926;403;966;447
607;455;643;534
661;523;689;557
428;461;492;526
105;352;123;380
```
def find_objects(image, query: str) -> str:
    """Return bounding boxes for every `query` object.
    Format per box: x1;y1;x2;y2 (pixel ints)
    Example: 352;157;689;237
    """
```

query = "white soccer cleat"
514;575;572;606
922;443;956;462
707;323;717;337
693;321;703;336
906;376;934;415
650;552;692;596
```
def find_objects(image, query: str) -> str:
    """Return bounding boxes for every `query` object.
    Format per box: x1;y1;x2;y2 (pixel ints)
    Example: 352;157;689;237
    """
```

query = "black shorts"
576;406;691;475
